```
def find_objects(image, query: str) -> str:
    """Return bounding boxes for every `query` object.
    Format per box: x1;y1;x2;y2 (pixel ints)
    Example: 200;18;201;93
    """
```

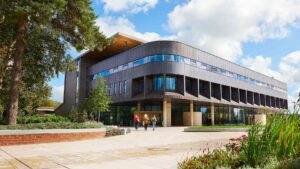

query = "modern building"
56;33;288;126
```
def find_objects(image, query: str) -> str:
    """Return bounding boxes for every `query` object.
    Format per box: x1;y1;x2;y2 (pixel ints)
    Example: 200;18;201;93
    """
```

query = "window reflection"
165;76;176;90
92;54;286;93
153;76;164;90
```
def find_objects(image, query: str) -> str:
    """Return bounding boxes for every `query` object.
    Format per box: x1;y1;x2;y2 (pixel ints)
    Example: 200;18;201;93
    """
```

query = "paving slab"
0;127;246;169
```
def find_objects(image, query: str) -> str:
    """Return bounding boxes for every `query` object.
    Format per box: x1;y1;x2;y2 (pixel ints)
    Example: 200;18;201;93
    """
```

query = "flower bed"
178;114;300;169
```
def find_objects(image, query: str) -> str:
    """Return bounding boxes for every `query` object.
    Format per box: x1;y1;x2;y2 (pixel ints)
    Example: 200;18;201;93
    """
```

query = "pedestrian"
151;115;157;131
143;114;149;131
134;114;140;130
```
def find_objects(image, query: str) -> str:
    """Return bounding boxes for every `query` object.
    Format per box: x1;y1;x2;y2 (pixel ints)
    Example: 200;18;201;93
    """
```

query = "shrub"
105;127;122;137
17;114;70;124
240;124;268;167
0;121;103;130
178;149;242;169
178;113;300;169
68;106;79;122
276;158;300;169
240;113;300;167
78;110;88;123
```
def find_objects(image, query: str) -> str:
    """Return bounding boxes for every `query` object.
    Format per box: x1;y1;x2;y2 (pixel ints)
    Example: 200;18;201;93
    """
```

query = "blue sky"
50;0;300;110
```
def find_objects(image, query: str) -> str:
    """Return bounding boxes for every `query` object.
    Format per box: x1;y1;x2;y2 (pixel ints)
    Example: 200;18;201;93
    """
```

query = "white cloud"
51;85;64;102
241;56;282;81
96;16;175;42
167;0;300;61
241;51;300;111
101;0;158;14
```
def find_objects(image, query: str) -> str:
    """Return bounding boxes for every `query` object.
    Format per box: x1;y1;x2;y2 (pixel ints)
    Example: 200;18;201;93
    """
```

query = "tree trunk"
7;15;28;125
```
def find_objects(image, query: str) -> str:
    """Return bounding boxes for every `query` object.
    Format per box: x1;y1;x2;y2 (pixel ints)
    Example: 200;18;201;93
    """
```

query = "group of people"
133;114;157;131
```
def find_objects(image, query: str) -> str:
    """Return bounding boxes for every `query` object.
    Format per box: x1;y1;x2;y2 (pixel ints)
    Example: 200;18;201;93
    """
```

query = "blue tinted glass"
153;76;164;90
184;58;190;64
150;55;163;62
211;66;218;73
190;59;197;66
200;107;208;113
100;70;110;77
165;77;176;90
174;55;184;62
133;58;144;67
164;55;175;61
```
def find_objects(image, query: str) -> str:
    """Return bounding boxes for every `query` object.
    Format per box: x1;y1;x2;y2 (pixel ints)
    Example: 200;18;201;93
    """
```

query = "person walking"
151;115;157;131
143;114;149;131
134;114;140;130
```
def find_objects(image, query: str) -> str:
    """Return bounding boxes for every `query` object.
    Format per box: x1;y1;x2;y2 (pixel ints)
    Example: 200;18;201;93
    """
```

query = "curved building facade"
56;33;288;126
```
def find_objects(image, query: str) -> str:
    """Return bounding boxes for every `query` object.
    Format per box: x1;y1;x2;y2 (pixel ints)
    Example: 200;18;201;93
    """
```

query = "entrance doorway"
171;103;189;126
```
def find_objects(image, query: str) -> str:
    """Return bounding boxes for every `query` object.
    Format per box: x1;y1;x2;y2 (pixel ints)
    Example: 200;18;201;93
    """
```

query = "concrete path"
0;127;246;169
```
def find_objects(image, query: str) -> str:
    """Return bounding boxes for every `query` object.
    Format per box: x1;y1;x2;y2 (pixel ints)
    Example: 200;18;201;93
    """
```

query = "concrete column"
163;99;172;127
210;103;215;126
137;101;141;111
190;101;194;126
228;105;231;122
254;114;267;125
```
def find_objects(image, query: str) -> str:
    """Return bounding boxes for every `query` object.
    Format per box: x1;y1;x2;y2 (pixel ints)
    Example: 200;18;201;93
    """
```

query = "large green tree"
0;0;108;124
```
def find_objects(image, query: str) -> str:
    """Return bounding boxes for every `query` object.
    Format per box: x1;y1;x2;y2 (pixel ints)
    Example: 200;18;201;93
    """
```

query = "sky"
49;0;300;111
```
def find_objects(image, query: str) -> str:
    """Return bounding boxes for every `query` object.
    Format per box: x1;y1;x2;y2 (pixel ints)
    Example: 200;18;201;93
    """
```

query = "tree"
40;100;62;108
84;78;111;121
0;0;109;124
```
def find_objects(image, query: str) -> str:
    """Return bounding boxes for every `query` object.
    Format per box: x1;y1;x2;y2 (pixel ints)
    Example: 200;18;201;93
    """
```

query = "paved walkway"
0;127;246;169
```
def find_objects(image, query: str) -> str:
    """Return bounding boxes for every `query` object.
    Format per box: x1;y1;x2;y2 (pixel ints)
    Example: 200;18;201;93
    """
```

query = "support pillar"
163;99;171;127
137;101;141;111
211;103;215;126
190;101;194;126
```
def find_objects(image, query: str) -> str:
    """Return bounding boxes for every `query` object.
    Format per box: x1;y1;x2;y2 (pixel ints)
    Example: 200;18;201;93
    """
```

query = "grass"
191;125;252;129
0;121;103;130
179;113;300;169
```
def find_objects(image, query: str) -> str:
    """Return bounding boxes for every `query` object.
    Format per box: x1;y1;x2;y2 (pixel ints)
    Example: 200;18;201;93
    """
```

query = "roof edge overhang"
74;32;146;61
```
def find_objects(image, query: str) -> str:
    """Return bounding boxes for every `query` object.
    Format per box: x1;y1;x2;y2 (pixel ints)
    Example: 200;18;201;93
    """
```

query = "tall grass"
241;113;300;167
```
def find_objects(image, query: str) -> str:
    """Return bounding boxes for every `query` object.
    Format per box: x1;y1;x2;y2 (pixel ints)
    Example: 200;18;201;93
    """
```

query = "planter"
0;128;106;146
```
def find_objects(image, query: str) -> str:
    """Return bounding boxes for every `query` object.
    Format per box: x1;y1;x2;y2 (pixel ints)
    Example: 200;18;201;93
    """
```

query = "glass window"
164;55;175;62
128;62;133;68
183;57;190;64
118;65;123;71
190;59;197;66
100;70;110;77
165;76;176;90
150;55;163;62
114;83;117;95
124;80;127;95
133;58;145;67
153;76;164;90
211;66;218;73
174;55;184;62
110;84;113;96
119;81;122;94
197;62;206;69
113;67;118;73
123;63;128;70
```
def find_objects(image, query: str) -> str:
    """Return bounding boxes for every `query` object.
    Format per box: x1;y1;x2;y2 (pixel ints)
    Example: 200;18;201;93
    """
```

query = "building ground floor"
99;99;281;127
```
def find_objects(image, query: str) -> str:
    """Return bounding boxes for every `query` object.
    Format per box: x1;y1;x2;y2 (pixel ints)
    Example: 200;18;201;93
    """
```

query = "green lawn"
191;125;252;129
